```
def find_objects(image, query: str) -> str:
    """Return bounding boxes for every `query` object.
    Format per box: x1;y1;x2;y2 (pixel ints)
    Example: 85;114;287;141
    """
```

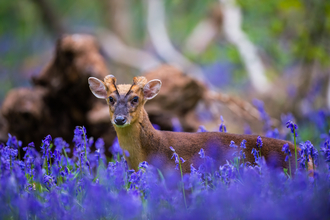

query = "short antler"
133;76;148;89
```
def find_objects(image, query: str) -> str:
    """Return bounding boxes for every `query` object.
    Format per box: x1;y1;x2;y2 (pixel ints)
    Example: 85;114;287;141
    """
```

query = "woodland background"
0;0;329;149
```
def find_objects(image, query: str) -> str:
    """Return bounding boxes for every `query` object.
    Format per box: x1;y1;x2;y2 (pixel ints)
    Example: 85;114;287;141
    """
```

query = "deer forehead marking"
109;84;141;97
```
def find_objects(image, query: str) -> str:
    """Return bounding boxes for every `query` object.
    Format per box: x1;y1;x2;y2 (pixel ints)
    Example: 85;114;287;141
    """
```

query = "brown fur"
89;76;298;172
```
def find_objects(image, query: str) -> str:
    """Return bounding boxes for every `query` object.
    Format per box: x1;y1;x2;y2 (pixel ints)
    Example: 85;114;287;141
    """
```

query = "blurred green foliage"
0;0;329;102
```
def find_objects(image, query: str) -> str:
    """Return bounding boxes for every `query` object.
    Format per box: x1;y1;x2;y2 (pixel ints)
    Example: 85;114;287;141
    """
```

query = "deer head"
88;75;162;127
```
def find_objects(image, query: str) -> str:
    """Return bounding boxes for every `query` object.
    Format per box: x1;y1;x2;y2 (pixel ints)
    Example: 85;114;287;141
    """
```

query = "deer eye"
132;96;139;104
109;96;114;104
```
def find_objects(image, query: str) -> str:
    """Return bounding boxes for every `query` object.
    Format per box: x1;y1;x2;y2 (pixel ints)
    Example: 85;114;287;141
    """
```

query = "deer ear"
88;77;107;99
143;79;162;100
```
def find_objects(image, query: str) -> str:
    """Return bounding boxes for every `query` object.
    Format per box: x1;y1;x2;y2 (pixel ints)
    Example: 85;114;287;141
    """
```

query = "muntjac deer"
88;75;297;172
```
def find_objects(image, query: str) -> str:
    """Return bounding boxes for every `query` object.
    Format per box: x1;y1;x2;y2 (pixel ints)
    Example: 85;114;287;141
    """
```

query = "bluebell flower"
6;133;22;149
180;157;186;164
60;166;70;177
95;138;105;152
43;175;56;189
41;135;52;160
286;120;298;137
251;148;259;163
266;128;279;139
244;124;252;134
310;148;318;165
171;153;179;164
109;138;123;157
73;126;85;152
256;136;263;149
171;118;183;132
152;124;161;130
230;140;238;148
198;148;205;159
42;135;52;148
239;150;246;159
282;143;292;162
219;115;227;132
320;139;330;162
54;137;70;153
240;139;247;149
124;150;130;157
253;99;272;132
139;161;149;169
190;164;198;174
198;126;207;132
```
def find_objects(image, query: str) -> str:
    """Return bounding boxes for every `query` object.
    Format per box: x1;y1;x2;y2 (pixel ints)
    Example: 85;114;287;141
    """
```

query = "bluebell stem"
169;146;187;209
286;120;299;171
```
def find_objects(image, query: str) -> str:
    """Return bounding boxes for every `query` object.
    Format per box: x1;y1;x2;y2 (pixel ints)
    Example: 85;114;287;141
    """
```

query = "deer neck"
114;108;159;170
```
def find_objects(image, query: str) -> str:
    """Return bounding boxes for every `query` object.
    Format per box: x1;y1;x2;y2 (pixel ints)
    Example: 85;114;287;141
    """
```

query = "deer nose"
114;115;127;126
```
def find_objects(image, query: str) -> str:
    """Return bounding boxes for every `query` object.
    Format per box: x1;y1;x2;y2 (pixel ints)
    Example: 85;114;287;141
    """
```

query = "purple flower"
109;138;123;157
139;161;148;169
282;143;292;162
60;166;70;177
171;153;179;164
240;140;247;149
198;148;205;159
251;148;259;163
54;137;70;153
219;115;227;133
73;126;85;153
320;139;330;162
171;118;183;132
180;157;186;164
240;150;246;159
253;99;272;132
286;120;298;137
43;175;56;189
190;164;198;174
6;133;22;149
41;135;52;159
198;126;207;132
230;140;238;148
256;136;263;149
152;124;160;130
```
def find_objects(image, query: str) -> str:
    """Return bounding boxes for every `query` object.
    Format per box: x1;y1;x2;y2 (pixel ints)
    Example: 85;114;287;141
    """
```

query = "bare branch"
97;0;133;44
185;5;223;56
219;0;270;93
146;0;207;83
96;29;161;72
